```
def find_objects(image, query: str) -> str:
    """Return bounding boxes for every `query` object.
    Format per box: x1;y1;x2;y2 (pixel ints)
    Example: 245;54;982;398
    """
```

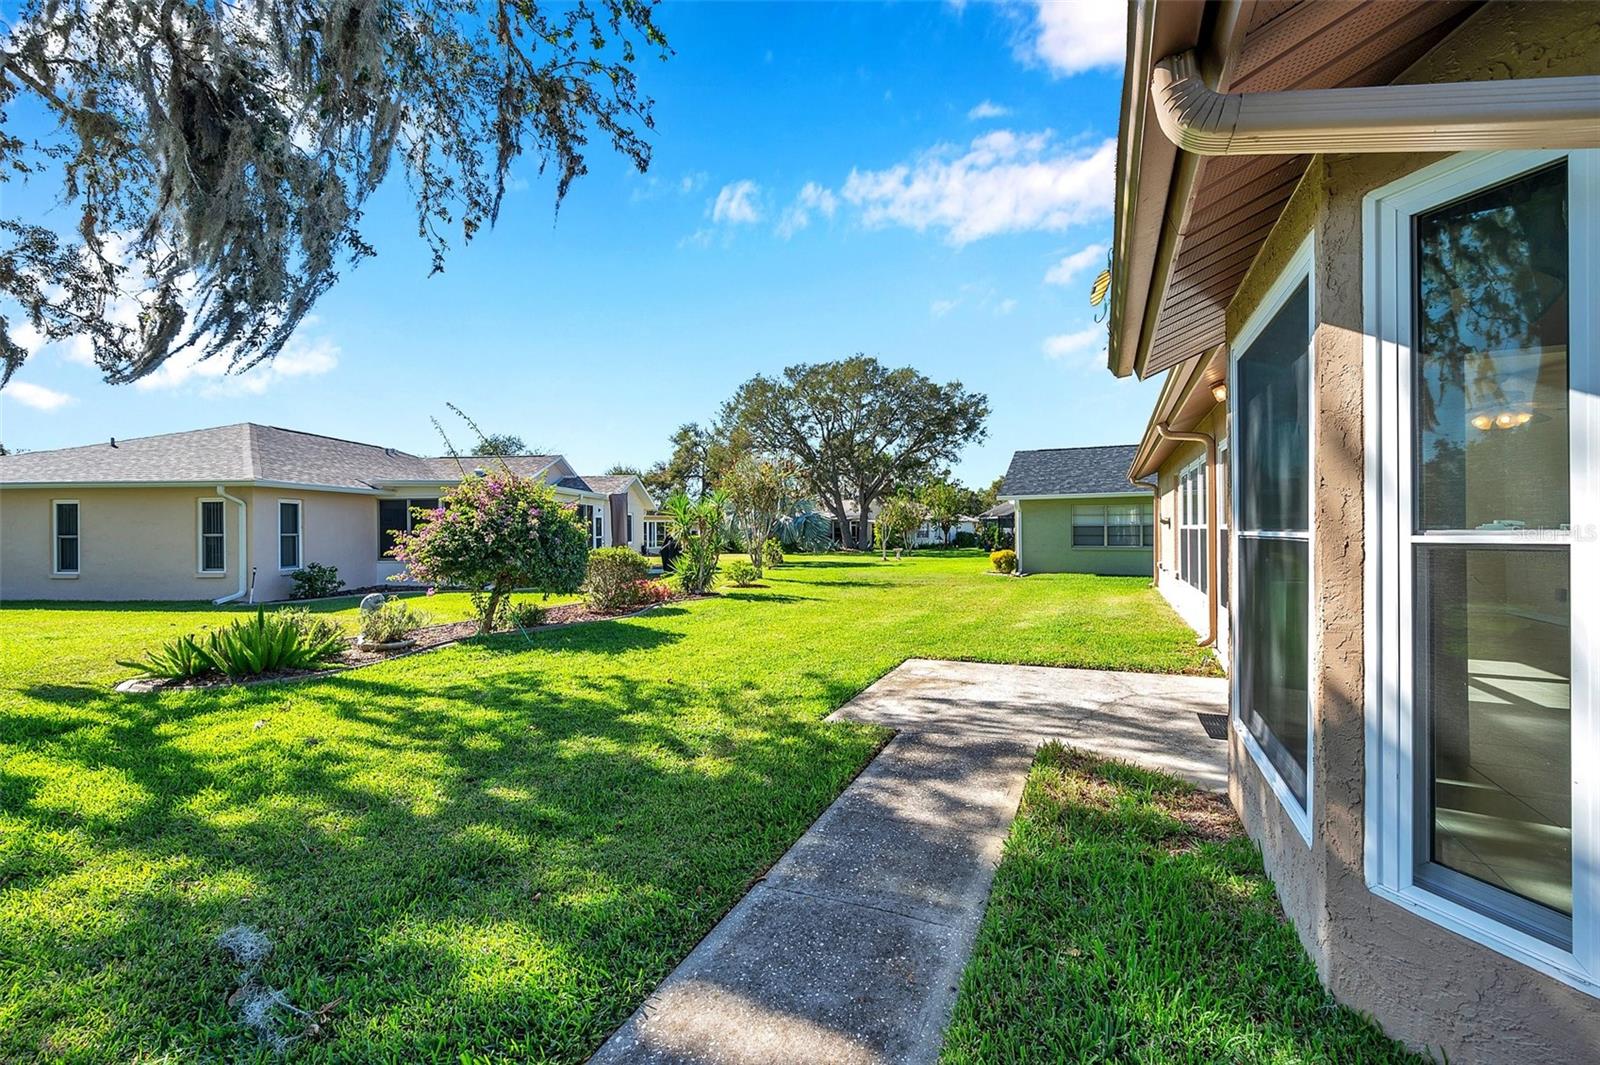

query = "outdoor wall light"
1211;382;1228;403
1470;409;1535;431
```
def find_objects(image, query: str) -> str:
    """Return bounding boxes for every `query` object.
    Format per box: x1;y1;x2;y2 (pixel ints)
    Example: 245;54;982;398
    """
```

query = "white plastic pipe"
1151;50;1600;156
211;486;249;605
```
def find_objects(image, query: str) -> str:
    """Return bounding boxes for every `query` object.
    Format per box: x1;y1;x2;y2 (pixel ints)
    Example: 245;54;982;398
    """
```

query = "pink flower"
426;586;438;597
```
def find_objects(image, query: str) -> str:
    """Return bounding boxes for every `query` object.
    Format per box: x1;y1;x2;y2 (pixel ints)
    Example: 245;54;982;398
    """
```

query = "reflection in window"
1415;162;1568;532
1417;547;1571;935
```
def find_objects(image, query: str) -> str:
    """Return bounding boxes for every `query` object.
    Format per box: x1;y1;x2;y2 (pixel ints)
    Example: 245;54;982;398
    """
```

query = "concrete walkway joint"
589;659;1228;1065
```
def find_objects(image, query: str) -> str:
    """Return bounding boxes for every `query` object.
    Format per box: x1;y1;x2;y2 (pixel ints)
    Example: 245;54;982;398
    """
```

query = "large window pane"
1072;506;1106;547
1238;537;1309;804
378;499;408;557
55;502;77;537
1415;163;1568;532
1417;546;1570;921
1237;279;1310;533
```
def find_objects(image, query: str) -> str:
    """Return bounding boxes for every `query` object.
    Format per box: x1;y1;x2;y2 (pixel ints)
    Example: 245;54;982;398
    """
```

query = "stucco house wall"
1;487;243;601
1015;494;1153;576
245;488;383;602
1220;5;1600;1060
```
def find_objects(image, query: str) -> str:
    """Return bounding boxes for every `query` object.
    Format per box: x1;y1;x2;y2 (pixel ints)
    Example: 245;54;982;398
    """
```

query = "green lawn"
942;745;1421;1064
0;552;1217;1062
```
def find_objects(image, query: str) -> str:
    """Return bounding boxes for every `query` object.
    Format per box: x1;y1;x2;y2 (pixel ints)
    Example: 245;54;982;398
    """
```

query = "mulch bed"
114;598;681;693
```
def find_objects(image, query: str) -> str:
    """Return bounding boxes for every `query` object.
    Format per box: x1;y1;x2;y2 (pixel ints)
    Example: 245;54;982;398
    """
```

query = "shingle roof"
0;423;564;492
999;445;1151;498
579;474;639;496
979;501;1015;519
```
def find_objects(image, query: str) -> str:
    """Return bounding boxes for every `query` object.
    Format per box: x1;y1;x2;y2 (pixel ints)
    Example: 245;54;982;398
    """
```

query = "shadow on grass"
0;633;884;1063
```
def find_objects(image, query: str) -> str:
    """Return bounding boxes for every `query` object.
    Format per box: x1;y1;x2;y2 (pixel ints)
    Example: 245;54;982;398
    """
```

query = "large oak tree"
1;0;669;387
723;355;988;549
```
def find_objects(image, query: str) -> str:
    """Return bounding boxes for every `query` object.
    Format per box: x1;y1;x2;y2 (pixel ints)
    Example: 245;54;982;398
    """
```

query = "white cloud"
1044;242;1108;286
1024;2;1127;77
135;324;340;396
3;380;76;411
711;180;764;225
776;181;840;238
996;297;1018;315
967;100;1010;120
930;298;961;318
1042;325;1106;366
841;131;1115;245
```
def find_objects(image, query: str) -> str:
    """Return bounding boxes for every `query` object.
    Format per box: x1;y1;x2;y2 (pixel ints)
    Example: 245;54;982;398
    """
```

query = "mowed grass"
942;745;1422;1065
1;552;1214;1062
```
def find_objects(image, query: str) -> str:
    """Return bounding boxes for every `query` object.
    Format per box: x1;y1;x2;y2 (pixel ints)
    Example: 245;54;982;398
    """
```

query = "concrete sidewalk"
588;659;1228;1065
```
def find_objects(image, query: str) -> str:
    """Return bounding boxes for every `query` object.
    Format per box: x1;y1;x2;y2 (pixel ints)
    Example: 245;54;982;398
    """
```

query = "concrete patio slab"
588;658;1228;1065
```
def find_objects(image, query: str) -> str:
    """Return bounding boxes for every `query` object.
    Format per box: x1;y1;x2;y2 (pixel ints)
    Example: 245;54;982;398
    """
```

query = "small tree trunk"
480;582;507;635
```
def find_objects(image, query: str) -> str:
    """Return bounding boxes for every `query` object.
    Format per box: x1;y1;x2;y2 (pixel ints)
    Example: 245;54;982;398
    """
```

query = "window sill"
1234;721;1313;845
49;572;80;579
1366;881;1596;998
196;571;229;579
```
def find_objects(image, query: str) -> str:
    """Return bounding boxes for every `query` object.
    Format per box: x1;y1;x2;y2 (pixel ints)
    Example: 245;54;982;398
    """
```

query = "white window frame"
195;498;227;575
1229;231;1317;845
1364;148;1598;994
1177;456;1208;592
50;499;79;577
593;506;605;549
277;498;303;572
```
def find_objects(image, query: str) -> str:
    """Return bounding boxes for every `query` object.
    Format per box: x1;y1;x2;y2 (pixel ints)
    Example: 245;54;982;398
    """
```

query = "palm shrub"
390;471;590;634
124;610;347;679
662;489;727;594
585;547;652;610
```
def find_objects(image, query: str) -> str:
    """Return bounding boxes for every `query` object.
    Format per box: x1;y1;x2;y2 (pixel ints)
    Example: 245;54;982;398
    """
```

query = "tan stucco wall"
0;487;385;602
1223;5;1600;1061
1015;495;1154;576
246;489;382;602
1;487;244;601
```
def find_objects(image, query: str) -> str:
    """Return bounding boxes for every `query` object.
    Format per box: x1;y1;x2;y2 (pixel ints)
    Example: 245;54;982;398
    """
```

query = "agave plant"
121;609;347;680
120;634;211;680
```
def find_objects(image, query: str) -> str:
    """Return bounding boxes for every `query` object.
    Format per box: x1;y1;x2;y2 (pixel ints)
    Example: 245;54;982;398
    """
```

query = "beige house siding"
1;487;244;601
1220;5;1600;1061
245;489;382;602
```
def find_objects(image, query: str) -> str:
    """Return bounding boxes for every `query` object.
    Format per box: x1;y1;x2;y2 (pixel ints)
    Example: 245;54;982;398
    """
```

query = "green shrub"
991;549;1018;575
761;537;784;568
121;609;348;680
360;599;430;644
953;530;978;548
120;634;211;680
506;600;546;629
585;547;652;610
723;559;759;587
288;562;343;599
274;607;349;650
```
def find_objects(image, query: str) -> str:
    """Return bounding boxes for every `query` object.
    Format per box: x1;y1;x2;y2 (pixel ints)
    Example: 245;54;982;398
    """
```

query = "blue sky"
0;1;1156;487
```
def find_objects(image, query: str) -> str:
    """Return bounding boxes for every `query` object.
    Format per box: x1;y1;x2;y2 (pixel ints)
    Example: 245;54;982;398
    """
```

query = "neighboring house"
977;500;1015;543
1103;2;1597;1059
0;423;650;602
909;517;977;546
574;474;657;555
822;505;876;549
999;445;1154;575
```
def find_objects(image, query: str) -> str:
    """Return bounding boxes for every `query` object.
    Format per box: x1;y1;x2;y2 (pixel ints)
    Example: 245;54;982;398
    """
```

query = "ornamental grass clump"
390;472;590;634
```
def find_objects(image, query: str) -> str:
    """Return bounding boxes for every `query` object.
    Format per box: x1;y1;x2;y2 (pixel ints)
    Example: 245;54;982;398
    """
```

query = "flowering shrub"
390;472;590;634
991;549;1018;575
584;547;652;611
630;578;673;605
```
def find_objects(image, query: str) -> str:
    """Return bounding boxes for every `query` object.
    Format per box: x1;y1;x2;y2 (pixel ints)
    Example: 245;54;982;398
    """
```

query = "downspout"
1151;50;1600;155
212;486;249;605
1153;423;1217;650
1129;470;1157;589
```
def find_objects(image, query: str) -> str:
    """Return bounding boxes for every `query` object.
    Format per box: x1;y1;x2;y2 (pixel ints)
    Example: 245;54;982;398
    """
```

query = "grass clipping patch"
941;744;1424;1064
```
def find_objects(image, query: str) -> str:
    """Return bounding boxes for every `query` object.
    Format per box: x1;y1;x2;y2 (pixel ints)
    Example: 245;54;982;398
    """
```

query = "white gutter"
212;485;250;605
1151;50;1600;155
